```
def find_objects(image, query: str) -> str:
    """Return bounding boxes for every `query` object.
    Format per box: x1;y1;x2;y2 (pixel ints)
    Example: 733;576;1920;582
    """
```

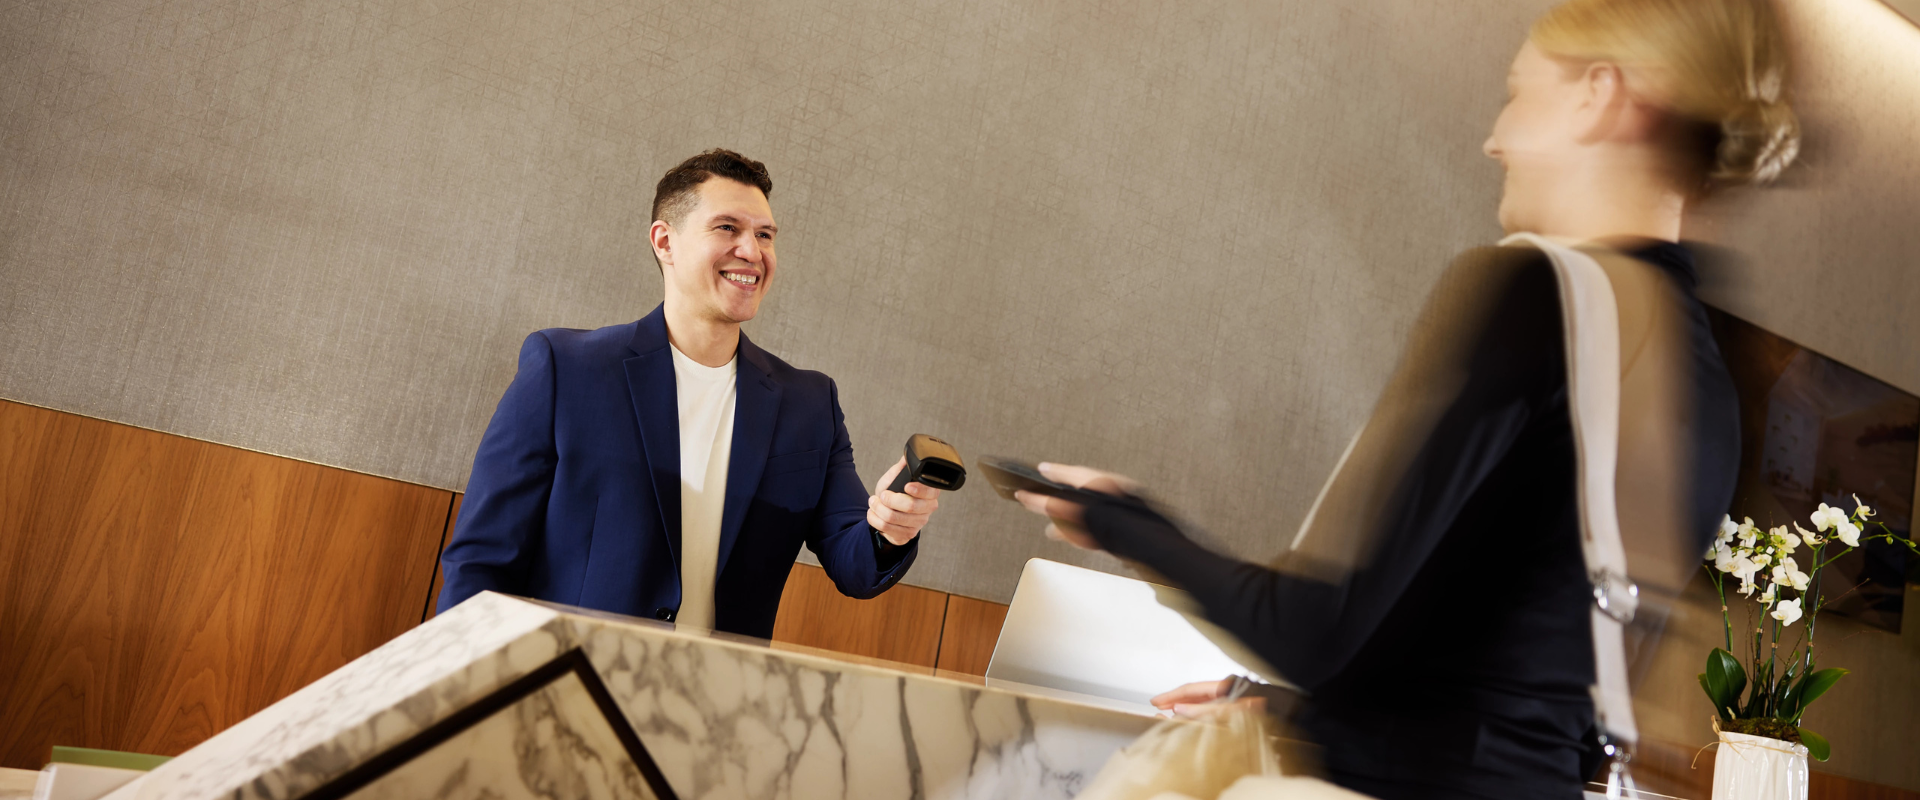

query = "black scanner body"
887;434;966;492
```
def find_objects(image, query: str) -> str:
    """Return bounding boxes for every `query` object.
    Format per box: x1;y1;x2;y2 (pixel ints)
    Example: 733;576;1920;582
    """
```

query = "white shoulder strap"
1285;236;1645;793
1500;234;1643;792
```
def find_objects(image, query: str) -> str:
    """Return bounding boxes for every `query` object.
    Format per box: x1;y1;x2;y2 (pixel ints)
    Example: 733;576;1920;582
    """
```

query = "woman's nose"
1483;134;1501;159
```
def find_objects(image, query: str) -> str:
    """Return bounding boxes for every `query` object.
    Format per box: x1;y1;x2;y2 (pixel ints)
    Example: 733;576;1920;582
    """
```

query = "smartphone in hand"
975;456;1117;506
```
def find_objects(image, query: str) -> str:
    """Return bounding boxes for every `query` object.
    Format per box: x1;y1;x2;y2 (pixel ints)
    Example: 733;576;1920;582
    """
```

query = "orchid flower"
1786;561;1811;591
1732;557;1763;595
1771;597;1803;627
1835;519;1862;548
1853;494;1875;520
1718;515;1739;545
1771;560;1811;592
1713;546;1740;573
1811;503;1848;532
1795;521;1823;546
1774;525;1800;551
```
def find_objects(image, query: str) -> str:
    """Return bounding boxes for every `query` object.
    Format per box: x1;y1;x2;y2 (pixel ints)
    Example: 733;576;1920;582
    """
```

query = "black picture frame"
302;648;679;800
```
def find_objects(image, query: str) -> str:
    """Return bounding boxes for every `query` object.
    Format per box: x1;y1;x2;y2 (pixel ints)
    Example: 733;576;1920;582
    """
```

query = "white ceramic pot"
1711;730;1809;800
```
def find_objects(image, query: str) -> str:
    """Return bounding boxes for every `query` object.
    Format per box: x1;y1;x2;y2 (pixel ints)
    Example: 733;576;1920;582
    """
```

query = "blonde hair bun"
1716;97;1800;186
1532;0;1802;190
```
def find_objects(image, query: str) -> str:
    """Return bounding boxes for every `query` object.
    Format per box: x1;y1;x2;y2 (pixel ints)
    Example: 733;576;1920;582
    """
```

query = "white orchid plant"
1697;495;1919;761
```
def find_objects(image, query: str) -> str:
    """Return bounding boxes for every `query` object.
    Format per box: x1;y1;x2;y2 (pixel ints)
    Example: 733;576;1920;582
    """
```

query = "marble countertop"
102;592;1158;800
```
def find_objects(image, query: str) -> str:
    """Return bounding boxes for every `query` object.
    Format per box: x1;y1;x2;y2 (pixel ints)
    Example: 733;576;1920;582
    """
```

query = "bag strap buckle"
1591;567;1639;624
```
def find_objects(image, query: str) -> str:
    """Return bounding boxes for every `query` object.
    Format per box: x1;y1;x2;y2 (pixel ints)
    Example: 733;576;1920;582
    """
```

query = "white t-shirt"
670;344;737;630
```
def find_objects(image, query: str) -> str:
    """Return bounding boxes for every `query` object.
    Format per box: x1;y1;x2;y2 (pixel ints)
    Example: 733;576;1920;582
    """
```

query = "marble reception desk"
100;592;1157;800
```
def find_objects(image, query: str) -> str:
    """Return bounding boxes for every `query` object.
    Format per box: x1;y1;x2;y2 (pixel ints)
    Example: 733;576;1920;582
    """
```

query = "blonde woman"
1020;1;1799;798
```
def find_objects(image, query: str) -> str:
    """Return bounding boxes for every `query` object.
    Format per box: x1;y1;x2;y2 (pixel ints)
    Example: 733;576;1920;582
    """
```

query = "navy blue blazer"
436;305;917;637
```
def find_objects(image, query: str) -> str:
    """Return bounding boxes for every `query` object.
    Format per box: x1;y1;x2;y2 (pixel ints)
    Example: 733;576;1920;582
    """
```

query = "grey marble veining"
105;594;570;800
103;593;1155;800
574;617;1147;800
343;670;658;800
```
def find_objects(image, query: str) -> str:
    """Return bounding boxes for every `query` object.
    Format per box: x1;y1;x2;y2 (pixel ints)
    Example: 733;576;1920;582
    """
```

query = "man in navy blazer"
436;150;943;637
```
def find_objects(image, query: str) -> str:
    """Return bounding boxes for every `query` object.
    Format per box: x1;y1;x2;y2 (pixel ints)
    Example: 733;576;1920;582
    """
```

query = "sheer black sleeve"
1078;249;1568;691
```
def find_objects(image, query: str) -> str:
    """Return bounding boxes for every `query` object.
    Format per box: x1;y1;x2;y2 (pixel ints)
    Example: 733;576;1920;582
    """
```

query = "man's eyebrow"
708;213;775;234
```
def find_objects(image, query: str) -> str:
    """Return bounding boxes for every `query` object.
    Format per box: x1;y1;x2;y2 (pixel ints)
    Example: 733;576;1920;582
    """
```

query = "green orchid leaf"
1780;665;1819;722
1796;668;1849;711
1799;728;1831;762
1771;661;1801;720
1706;649;1745;718
1702;668;1727;714
1745;674;1770;718
1777;681;1801;721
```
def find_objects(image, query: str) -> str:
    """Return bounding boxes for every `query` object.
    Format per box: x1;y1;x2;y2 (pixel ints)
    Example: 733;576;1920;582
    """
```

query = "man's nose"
734;236;763;264
1482;135;1500;159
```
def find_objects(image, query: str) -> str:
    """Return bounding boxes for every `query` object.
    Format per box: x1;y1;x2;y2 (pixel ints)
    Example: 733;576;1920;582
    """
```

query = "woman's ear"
1574;61;1631;145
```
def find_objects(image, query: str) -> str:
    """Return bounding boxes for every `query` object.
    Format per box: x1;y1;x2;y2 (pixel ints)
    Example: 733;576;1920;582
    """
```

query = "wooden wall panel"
1811;772;1920;800
0;401;451;770
935;595;1009;676
771;563;948;668
4;396;1909;795
422;494;460;623
1619;737;1920;800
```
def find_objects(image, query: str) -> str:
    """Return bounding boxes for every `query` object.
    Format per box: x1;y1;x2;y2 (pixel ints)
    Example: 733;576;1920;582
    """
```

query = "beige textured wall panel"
1689;0;1920;399
3;0;1918;788
1882;0;1920;27
0;0;1548;604
2;0;1914;612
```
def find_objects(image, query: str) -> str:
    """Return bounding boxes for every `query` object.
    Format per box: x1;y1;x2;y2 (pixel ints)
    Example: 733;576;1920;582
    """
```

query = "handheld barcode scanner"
887;434;967;493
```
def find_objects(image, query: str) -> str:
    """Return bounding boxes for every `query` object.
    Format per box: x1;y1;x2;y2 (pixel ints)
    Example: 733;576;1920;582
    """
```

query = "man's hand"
1012;462;1138;552
869;456;942;546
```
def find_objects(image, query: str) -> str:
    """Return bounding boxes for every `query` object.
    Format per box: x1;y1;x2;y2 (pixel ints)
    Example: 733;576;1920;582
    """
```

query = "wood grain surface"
1614;737;1920;800
6;399;1905;797
771;563;948;668
0;400;451;769
1810;772;1920;800
421;494;460;623
935;594;1009;676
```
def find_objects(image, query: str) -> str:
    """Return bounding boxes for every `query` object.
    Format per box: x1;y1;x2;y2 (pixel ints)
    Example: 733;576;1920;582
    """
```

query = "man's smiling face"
658;177;778;325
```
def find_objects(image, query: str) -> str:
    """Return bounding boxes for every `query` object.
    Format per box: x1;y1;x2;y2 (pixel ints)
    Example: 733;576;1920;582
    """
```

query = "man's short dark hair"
651;149;773;226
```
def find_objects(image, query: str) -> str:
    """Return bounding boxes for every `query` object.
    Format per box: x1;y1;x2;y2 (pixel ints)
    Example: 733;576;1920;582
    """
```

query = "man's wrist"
871;526;915;569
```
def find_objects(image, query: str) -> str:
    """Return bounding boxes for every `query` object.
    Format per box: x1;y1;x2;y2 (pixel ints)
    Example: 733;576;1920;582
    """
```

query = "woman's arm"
1029;247;1568;691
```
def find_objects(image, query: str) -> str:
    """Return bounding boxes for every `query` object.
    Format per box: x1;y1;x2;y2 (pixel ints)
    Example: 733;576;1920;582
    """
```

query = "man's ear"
649;219;674;269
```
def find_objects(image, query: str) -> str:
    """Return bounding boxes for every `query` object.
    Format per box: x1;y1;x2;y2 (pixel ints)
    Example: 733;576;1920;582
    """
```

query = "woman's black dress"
1079;243;1739;800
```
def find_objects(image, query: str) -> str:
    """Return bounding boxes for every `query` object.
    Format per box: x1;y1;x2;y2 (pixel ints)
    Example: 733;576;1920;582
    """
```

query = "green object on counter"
49;746;171;771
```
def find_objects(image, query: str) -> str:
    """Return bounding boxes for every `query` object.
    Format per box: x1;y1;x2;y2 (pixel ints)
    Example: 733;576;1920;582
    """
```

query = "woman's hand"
1150;677;1267;719
1012;463;1138;551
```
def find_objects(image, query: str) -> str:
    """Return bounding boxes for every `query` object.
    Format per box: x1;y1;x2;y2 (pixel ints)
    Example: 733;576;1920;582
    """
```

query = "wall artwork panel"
1709;309;1918;632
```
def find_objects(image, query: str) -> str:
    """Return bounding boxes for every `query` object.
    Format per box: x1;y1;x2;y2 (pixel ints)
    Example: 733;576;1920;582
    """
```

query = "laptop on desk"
986;558;1288;715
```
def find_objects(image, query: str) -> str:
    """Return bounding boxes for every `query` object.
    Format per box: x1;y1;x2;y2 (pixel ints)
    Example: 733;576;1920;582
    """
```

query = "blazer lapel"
623;306;682;565
717;334;781;578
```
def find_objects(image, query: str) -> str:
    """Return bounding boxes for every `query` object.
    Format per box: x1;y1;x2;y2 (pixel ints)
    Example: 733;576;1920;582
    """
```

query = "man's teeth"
725;273;759;286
